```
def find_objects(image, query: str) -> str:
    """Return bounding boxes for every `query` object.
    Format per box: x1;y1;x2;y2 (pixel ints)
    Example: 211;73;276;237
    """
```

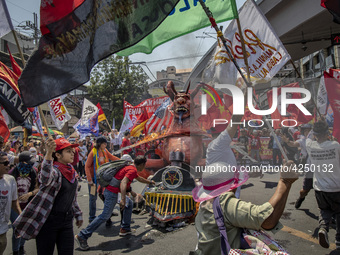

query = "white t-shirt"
0;174;18;234
306;138;340;192
78;145;87;161
297;136;307;158
110;133;122;146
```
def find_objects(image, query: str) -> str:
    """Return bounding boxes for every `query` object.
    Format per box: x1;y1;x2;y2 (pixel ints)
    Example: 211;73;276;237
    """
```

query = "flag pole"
11;29;52;139
235;18;251;82
289;59;322;117
198;0;289;161
105;118;112;130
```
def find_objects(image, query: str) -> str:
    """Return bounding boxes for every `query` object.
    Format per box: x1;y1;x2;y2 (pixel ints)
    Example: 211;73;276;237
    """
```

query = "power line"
7;0;33;14
145;52;206;65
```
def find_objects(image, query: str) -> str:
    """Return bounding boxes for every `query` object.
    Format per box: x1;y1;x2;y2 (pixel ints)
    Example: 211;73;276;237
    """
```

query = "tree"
87;55;149;129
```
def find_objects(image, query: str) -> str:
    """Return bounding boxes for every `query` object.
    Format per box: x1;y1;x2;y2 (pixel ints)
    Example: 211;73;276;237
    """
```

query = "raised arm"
261;160;298;229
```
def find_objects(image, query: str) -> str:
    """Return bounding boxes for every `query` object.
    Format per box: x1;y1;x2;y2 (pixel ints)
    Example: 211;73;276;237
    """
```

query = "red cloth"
106;165;138;194
121;138;131;154
324;71;340;142
53;161;77;183
0;111;9;142
40;0;85;35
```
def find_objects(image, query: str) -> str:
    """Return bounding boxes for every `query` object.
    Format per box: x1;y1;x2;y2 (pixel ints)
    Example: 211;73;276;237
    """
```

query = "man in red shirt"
121;131;132;155
250;130;262;162
75;155;155;251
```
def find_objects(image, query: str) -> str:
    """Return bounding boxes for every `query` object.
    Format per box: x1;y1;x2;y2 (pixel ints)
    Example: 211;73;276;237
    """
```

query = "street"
4;172;340;255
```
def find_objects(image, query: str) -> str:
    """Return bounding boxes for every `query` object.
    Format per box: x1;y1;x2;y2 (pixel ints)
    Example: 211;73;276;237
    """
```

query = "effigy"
141;81;208;222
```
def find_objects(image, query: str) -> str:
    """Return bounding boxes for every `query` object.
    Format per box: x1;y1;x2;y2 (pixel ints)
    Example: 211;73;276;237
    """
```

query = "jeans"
88;184;98;221
79;190;133;240
10;209;25;252
36;212;74;255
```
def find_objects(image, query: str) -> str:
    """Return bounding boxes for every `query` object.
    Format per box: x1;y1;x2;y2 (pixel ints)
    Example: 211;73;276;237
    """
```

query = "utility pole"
33;12;38;45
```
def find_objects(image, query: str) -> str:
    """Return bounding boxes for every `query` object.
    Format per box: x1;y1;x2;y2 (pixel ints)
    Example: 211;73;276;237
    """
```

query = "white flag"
118;111;133;139
81;98;98;122
203;0;291;85
0;0;14;38
317;76;328;115
48;97;71;130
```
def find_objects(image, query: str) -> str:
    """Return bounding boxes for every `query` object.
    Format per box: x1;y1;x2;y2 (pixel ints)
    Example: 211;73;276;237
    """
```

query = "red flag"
0;62;30;124
40;0;85;35
0;110;10;142
7;46;22;79
96;103;106;123
324;71;340;141
267;83;313;129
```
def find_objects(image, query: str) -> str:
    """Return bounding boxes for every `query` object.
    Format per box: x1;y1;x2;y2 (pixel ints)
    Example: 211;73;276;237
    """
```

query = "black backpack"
96;160;129;187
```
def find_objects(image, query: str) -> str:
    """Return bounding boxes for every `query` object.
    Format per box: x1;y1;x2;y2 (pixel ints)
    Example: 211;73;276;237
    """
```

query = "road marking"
282;226;336;250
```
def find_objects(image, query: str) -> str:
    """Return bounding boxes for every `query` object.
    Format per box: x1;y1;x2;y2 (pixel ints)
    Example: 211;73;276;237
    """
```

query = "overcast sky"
6;0;246;82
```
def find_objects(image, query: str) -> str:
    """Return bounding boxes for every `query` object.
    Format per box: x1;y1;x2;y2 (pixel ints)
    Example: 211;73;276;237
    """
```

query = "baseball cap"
55;138;79;151
19;151;36;164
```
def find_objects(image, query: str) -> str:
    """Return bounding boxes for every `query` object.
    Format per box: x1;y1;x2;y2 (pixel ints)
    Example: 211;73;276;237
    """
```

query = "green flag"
117;0;238;56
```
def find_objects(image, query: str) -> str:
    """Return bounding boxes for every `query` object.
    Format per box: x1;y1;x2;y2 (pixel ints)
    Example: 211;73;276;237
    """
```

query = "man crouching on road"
75;155;155;251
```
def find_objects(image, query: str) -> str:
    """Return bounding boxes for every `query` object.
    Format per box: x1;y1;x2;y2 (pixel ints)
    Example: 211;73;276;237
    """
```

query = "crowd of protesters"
0;117;339;254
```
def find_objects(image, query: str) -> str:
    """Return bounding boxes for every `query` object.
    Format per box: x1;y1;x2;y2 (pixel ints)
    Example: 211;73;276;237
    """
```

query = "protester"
249;130;261;162
78;140;87;179
306;120;340;250
75;155;155;251
29;147;43;169
269;129;283;166
0;151;21;255
9;151;39;255
85;137;119;222
282;124;313;209
85;136;93;156
11;141;20;155
13;137;83;255
192;116;298;254
110;129;121;153
121;131;132;155
281;127;299;163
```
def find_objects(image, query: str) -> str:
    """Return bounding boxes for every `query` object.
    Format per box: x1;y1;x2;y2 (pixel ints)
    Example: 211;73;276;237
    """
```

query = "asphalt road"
3;172;340;255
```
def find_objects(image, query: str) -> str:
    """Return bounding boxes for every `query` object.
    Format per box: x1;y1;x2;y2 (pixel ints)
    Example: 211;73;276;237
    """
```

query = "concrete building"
148;66;192;97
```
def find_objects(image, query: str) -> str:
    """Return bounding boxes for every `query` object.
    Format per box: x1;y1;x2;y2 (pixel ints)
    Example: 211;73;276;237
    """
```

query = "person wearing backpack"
192;113;299;255
85;137;119;222
9;151;39;255
75;155;155;251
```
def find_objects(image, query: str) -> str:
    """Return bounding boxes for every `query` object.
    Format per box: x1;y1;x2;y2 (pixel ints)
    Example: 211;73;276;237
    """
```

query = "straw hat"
192;162;249;202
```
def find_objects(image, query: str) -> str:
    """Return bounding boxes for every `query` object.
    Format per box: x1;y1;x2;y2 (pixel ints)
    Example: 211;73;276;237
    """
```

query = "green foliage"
88;55;148;129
